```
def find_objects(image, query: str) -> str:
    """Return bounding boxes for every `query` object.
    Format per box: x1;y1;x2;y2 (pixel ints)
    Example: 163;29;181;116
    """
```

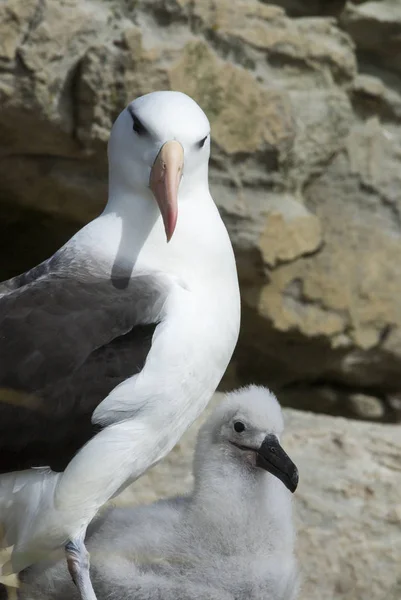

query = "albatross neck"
104;166;211;225
103;184;160;229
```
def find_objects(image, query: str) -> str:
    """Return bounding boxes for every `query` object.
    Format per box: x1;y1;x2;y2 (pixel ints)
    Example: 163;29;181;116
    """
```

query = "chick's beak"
256;434;299;493
149;140;184;242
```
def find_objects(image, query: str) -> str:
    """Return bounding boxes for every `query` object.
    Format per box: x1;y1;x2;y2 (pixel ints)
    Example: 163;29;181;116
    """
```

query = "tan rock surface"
112;393;401;600
341;1;401;76
1;0;401;420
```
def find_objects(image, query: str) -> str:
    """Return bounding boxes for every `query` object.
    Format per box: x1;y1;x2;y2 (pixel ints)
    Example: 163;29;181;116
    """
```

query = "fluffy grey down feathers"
20;386;299;600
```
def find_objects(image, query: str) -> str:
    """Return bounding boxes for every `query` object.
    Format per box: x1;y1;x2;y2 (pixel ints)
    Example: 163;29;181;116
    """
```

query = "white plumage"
20;386;299;600
0;91;240;599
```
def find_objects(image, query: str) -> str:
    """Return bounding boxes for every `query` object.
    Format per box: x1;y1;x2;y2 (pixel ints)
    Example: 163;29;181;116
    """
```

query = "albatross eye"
233;421;245;433
197;135;208;149
128;108;147;136
132;115;147;136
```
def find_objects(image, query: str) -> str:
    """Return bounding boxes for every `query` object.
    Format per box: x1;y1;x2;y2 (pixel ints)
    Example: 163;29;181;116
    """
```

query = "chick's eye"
233;421;245;433
197;135;208;149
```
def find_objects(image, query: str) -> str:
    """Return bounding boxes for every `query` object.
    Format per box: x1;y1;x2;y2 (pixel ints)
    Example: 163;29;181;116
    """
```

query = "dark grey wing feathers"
0;266;167;473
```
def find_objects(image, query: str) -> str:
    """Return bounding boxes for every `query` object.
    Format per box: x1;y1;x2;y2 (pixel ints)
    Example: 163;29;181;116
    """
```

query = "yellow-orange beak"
149;140;184;242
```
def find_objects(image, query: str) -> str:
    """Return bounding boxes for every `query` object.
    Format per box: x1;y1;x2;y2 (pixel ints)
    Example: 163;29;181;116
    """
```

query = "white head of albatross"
107;91;211;242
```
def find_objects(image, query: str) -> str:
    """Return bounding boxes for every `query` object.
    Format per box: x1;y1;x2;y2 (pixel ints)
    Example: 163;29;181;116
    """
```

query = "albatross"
0;91;240;600
20;386;299;600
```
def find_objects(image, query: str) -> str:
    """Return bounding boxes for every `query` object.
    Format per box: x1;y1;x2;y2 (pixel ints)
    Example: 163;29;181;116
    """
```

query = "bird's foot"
65;539;97;600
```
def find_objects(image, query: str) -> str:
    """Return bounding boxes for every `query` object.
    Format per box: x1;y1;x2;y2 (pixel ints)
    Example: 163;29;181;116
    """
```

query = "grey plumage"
20;386;299;600
0;247;167;472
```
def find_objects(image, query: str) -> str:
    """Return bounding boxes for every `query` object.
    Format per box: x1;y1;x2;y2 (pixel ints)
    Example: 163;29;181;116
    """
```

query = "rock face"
1;0;401;421
113;393;401;600
1;4;401;594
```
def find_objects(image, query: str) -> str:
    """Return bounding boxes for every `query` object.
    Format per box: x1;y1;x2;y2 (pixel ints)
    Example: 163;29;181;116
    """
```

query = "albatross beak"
256;434;299;493
149;140;184;242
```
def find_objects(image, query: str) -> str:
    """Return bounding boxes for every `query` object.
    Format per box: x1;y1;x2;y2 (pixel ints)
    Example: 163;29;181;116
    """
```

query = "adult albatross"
0;91;240;600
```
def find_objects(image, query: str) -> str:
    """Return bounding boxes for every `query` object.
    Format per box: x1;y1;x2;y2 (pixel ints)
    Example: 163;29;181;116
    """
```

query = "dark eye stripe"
197;135;208;149
133;116;147;135
127;106;147;136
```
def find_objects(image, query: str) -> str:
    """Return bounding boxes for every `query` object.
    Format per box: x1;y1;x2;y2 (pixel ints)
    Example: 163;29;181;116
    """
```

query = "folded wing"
0;261;170;473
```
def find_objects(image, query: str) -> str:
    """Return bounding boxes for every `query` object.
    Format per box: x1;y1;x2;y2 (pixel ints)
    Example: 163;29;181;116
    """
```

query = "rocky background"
2;0;401;422
0;0;400;599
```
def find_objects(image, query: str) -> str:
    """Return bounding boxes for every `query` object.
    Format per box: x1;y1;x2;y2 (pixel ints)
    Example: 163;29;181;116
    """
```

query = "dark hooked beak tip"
256;434;299;493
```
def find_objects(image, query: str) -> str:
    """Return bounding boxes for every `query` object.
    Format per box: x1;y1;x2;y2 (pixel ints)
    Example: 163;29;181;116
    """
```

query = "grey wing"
0;266;168;473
